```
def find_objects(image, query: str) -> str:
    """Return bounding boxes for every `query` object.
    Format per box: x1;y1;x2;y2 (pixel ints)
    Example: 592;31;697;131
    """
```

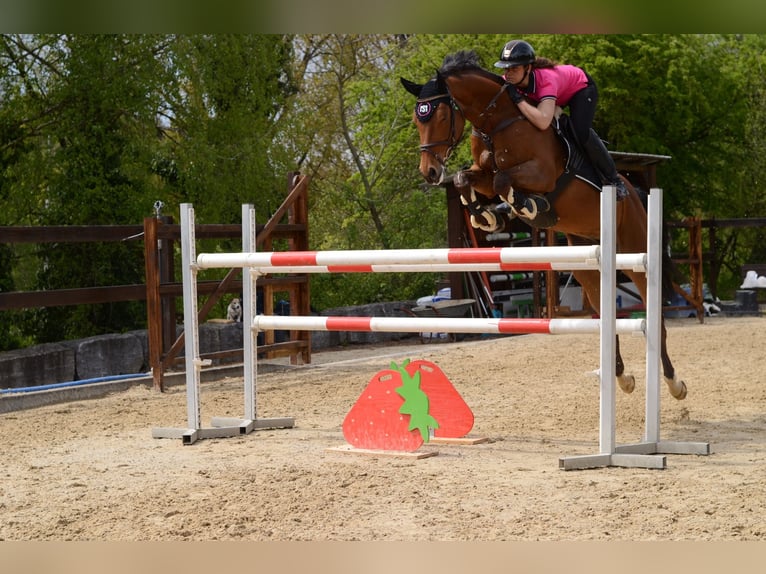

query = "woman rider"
494;39;628;198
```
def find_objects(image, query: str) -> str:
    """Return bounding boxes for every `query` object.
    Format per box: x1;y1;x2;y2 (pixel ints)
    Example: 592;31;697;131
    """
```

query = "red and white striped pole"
254;315;645;336
197;247;646;274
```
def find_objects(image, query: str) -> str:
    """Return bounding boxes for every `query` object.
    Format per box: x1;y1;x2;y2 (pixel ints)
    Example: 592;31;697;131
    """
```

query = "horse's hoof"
470;212;499;233
617;374;635;394
494;202;513;214
665;376;687;400
516;200;538;220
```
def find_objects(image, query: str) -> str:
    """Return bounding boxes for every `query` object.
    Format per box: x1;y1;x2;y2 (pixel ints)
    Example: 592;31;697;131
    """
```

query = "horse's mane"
439;50;505;86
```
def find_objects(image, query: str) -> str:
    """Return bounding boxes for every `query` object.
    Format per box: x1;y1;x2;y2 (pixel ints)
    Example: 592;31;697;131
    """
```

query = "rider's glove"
506;85;523;104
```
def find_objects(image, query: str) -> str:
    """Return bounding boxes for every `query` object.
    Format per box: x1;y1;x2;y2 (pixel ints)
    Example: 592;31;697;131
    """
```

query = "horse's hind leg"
661;318;687;400
623;269;687;400
615;334;635;394
571;264;634;394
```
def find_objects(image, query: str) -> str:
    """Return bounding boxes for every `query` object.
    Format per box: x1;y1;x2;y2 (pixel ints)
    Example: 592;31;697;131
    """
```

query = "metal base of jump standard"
151;204;294;445
156;189;709;468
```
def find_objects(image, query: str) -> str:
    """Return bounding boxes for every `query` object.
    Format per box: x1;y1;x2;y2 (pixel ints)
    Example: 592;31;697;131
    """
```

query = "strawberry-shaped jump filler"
342;360;439;452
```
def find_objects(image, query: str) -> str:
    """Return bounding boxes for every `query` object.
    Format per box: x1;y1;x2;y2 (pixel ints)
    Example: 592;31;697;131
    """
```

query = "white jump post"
151;203;294;445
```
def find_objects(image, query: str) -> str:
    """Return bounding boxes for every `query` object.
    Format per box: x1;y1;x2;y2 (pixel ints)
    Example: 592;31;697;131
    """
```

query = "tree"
0;35;168;342
395;34;766;298
159;35;297;225
284;34;447;309
0;34;297;345
2;34;765;348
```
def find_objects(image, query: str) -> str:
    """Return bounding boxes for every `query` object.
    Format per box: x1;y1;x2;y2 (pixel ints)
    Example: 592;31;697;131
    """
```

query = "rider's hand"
506;85;523;104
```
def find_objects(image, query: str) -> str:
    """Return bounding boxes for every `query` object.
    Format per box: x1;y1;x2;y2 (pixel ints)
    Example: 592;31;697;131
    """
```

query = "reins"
471;83;527;172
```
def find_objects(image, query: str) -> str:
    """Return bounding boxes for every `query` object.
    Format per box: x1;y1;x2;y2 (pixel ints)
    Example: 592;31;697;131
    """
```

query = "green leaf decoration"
391;360;439;441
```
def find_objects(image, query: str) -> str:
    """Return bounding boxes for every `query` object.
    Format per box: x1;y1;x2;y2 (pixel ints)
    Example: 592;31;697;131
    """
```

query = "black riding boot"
583;129;628;199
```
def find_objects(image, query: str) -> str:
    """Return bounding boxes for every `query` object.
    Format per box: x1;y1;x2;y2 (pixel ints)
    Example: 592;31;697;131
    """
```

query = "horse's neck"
449;78;514;133
451;77;563;163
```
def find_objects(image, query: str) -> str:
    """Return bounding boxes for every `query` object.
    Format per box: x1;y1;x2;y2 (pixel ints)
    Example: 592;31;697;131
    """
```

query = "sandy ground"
1;315;765;541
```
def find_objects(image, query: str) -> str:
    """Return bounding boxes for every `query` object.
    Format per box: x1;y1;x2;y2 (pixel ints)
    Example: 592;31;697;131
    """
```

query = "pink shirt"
518;65;589;106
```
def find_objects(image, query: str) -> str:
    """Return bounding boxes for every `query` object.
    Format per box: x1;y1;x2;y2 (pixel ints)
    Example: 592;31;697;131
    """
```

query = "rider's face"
502;65;526;85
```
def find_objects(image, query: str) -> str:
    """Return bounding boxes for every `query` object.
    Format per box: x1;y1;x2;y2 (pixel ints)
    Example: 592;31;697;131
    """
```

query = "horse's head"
401;74;466;185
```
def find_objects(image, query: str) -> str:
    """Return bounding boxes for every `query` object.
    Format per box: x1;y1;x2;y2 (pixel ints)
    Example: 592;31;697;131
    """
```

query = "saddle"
506;113;603;229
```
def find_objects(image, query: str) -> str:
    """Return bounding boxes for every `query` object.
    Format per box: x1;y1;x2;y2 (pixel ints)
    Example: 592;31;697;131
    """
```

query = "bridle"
416;79;530;225
415;94;465;168
416;82;526;172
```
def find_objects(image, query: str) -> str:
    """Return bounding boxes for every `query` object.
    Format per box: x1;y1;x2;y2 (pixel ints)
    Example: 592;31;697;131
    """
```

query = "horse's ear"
400;77;423;97
436;70;447;93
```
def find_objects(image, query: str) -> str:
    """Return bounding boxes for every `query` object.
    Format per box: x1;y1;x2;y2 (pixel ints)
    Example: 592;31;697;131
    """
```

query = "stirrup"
613;180;629;200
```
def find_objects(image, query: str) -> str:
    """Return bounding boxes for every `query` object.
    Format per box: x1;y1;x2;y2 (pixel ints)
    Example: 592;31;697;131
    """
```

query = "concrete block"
217;322;244;351
75;333;145;380
735;289;758;311
310;330;342;350
197;323;220;355
128;330;149;367
0;343;75;389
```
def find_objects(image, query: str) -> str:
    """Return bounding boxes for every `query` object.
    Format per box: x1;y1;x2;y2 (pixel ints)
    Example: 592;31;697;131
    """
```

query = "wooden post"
445;181;466;300
287;171;312;365
545;229;559;318
687;216;704;322
144;216;164;391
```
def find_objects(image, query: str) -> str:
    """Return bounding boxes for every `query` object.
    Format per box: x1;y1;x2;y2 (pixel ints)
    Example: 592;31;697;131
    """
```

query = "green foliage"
162;35;296;224
394;34;766;300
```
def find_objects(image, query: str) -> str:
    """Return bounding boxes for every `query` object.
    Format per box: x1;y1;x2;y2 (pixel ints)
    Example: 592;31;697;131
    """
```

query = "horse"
401;50;687;401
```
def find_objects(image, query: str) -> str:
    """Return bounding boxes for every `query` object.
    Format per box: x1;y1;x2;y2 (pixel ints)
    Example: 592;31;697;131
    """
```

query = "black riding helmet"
494;40;536;68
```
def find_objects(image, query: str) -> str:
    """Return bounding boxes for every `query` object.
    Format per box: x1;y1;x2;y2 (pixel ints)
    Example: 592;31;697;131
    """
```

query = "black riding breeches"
567;78;598;147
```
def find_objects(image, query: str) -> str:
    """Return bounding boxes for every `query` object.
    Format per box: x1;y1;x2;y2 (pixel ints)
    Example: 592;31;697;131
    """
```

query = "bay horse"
401;50;687;401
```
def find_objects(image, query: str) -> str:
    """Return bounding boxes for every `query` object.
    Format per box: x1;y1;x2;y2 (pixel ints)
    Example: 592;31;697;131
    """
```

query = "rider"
494;39;628;198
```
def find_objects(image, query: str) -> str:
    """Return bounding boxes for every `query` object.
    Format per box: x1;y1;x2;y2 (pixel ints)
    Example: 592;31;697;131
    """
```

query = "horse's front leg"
454;163;493;196
454;165;505;232
493;167;556;227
